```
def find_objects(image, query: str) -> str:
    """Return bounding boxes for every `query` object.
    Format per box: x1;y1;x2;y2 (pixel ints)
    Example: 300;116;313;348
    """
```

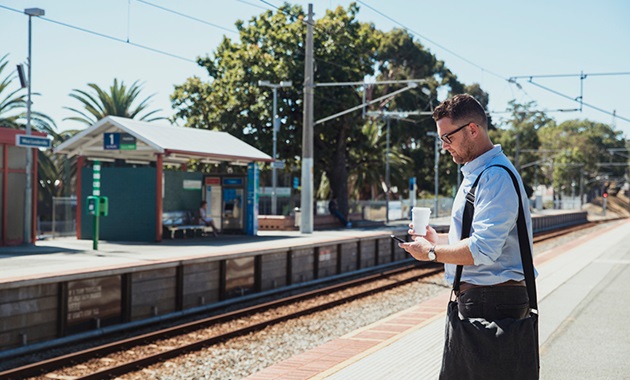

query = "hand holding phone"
390;235;405;244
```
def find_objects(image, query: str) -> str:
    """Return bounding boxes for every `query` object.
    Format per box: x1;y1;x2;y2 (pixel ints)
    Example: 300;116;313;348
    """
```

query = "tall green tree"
367;28;471;200
64;78;165;126
172;4;380;215
171;4;480;215
538;119;626;199
490;100;551;195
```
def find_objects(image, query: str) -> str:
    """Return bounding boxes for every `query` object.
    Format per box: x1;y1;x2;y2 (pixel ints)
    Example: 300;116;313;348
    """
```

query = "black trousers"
457;285;530;321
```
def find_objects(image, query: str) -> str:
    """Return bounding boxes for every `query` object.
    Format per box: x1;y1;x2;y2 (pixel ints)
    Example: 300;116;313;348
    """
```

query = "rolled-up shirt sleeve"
467;168;519;265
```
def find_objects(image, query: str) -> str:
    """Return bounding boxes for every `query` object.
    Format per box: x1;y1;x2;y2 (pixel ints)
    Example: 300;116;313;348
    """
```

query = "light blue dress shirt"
444;145;537;285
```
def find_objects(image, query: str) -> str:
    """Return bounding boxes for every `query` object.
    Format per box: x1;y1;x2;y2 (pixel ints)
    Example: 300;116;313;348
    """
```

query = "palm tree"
0;54;26;129
64;79;166;126
0;54;57;135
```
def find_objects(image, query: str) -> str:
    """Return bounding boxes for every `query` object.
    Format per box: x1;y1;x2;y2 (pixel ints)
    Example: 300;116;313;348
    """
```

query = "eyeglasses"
440;122;471;144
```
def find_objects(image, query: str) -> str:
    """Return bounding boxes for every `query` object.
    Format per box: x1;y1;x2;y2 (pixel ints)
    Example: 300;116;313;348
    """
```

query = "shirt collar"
461;144;503;176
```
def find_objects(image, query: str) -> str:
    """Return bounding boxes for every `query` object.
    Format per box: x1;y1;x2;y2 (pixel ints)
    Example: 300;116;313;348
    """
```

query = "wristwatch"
428;245;437;262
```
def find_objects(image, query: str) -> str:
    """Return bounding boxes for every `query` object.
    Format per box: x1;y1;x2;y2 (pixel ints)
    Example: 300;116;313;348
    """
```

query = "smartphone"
390;235;406;244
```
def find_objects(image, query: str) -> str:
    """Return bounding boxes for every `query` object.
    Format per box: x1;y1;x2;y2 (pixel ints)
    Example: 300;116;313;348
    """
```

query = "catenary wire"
135;0;238;34
356;0;507;82
355;0;629;126
0;4;197;64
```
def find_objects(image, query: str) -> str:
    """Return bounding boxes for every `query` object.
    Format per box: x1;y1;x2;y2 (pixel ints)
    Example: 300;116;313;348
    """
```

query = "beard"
446;140;475;165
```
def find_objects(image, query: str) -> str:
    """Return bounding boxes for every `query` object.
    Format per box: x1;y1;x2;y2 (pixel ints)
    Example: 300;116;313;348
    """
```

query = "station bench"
162;211;213;239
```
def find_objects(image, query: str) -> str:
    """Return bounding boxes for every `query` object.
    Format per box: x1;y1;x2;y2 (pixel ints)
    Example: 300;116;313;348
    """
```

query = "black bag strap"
454;164;538;310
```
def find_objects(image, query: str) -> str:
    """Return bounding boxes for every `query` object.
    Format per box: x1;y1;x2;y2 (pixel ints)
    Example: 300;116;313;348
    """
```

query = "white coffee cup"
412;207;431;235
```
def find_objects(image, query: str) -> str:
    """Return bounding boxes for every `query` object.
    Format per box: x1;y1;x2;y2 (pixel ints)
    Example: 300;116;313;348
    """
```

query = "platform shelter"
55;116;272;242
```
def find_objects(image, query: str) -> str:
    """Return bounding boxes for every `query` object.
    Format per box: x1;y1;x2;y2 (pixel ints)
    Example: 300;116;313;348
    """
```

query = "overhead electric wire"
510;72;630;80
525;80;630;123
135;0;238;34
0;4;197;64
356;1;630;127
236;0;269;11
356;0;507;82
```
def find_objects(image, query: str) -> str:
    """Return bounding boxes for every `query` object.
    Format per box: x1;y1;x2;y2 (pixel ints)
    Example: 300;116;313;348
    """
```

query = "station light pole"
258;80;292;215
427;132;439;217
23;7;45;244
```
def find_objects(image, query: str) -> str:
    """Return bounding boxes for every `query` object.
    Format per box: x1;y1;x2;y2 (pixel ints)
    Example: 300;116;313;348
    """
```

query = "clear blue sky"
1;0;629;136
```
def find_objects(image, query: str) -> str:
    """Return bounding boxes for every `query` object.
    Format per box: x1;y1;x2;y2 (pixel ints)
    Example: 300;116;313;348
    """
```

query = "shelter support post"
76;156;84;239
156;154;163;242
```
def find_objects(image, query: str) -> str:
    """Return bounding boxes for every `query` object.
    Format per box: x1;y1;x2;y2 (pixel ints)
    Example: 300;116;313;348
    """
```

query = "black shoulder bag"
439;165;540;380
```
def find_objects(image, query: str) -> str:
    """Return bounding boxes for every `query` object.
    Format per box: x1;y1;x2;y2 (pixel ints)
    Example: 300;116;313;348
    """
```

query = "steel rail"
0;263;439;379
3;219;621;379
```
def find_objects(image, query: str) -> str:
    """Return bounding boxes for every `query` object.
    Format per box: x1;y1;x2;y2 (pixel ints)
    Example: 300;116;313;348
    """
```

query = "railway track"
1;262;442;380
0;220;616;380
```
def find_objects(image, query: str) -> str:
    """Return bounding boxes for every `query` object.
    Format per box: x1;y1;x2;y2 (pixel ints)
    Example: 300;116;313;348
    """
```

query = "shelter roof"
55;116;272;165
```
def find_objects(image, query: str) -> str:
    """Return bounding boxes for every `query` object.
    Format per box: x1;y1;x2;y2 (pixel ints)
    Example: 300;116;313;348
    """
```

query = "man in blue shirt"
400;93;536;321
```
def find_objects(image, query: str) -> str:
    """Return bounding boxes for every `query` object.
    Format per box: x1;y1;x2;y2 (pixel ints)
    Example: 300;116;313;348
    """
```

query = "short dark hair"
432;94;487;129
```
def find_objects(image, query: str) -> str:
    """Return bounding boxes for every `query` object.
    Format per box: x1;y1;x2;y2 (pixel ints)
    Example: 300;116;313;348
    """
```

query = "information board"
104;132;137;150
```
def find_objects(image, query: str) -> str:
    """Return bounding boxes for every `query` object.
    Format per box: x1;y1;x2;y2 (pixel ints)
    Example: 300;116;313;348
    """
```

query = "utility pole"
23;8;45;245
300;3;314;234
385;117;391;223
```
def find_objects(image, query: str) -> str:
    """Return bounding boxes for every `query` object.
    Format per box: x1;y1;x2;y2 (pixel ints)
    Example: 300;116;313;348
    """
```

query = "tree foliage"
170;4;627;215
171;4;475;214
490;100;551;196
538;119;626;196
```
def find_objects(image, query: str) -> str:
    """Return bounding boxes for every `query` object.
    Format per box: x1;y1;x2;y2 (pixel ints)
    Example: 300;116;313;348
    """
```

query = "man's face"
436;117;475;165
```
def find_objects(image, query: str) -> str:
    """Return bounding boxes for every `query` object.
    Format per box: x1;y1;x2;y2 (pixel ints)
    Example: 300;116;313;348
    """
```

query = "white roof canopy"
55;116;272;165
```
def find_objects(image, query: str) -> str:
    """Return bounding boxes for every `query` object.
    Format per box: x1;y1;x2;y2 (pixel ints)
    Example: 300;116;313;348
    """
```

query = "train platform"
0;228;409;286
0;209;582;284
0;216;455;285
245;217;630;380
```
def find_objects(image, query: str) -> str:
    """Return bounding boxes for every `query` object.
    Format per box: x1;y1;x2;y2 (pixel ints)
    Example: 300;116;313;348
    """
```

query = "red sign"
205;177;220;185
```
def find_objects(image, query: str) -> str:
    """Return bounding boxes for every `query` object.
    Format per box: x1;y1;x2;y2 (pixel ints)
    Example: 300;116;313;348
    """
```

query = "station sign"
271;160;285;169
15;134;51;149
104;132;137;150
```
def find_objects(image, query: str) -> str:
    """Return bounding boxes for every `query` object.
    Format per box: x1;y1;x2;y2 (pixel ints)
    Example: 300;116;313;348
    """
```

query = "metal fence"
38;196;77;238
36;193;584;238
314;197;455;222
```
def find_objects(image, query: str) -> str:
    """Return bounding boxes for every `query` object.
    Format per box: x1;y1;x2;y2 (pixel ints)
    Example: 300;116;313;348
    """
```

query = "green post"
93;207;99;250
93;160;101;250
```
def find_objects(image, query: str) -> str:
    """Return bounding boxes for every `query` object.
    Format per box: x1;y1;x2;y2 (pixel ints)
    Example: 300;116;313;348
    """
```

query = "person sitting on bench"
198;201;219;237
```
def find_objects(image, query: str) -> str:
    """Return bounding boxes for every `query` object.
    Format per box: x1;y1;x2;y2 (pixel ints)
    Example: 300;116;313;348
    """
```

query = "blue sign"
15;135;51;149
104;133;120;150
246;163;259;236
223;178;243;186
104;132;136;150
293;176;299;189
